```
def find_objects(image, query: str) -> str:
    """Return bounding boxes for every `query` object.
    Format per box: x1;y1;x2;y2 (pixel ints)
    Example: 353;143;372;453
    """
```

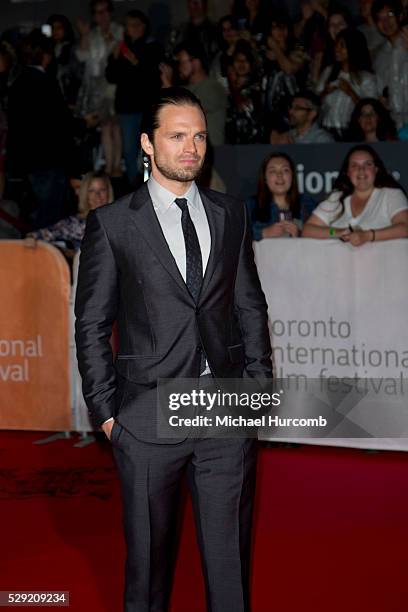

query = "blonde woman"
27;171;113;251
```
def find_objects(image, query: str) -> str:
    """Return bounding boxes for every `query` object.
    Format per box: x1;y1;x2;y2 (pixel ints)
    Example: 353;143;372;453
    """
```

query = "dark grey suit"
75;183;272;611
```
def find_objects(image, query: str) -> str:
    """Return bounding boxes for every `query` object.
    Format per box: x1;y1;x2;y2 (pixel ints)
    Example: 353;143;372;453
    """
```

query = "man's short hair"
141;87;207;142
292;90;321;113
173;41;209;73
21;29;53;66
371;0;402;21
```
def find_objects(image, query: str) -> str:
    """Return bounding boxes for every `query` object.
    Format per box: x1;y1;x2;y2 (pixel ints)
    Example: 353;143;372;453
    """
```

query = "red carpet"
1;432;408;612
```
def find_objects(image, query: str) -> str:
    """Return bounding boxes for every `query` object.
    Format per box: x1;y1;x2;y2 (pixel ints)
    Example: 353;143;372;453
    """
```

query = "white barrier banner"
254;238;408;451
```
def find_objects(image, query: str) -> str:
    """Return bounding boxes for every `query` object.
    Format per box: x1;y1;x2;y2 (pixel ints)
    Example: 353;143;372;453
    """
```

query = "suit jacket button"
196;346;202;353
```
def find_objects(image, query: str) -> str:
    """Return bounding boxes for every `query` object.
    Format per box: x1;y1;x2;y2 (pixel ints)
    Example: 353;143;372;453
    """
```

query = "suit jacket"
75;183;272;443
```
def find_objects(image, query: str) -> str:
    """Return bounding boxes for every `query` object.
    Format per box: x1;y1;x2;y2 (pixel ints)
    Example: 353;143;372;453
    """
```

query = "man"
372;0;408;128
75;87;272;612
358;0;385;60
271;91;333;144
168;0;218;65
162;42;227;146
287;91;334;143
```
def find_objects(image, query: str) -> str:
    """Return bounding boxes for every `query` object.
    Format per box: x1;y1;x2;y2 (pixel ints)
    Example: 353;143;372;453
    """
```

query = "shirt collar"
147;175;200;213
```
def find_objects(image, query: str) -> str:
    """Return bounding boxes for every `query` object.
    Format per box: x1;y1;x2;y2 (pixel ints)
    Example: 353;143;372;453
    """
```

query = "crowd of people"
249;145;408;243
0;0;408;245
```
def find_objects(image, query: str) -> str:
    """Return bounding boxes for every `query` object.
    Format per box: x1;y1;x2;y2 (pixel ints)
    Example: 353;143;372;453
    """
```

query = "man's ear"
141;133;154;157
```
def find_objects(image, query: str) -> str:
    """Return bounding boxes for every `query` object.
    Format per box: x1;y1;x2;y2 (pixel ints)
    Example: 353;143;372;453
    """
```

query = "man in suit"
75;87;272;612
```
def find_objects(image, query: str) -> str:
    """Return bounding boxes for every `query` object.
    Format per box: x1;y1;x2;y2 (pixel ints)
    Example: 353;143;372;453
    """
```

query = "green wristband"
329;227;336;237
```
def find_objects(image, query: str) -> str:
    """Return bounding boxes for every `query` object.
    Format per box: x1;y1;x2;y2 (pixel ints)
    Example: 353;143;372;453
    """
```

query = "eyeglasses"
359;111;377;118
376;10;396;21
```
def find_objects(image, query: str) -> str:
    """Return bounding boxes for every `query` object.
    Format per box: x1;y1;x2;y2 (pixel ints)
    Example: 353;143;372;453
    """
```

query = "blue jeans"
119;113;142;186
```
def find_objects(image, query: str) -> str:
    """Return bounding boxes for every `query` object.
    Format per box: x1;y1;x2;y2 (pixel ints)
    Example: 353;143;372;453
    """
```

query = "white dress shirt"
148;175;212;375
147;175;211;278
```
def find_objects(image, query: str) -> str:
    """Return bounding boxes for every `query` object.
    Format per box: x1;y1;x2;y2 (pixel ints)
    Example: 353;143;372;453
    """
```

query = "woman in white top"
316;28;378;140
302;145;408;247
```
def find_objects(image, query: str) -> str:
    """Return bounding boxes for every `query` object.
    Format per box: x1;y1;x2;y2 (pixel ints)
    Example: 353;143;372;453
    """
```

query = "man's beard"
154;155;203;182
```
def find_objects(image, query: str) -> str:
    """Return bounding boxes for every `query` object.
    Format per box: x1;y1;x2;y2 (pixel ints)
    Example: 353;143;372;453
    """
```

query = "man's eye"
171;134;183;140
195;134;206;141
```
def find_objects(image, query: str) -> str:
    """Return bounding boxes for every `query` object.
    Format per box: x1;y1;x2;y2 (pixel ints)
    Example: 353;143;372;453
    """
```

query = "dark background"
1;0;360;43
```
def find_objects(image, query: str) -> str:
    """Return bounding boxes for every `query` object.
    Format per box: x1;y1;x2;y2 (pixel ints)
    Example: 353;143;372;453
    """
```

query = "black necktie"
174;198;203;303
175;197;206;374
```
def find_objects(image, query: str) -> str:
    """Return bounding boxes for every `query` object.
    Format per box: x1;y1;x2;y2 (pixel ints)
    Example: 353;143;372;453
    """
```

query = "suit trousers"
111;423;257;612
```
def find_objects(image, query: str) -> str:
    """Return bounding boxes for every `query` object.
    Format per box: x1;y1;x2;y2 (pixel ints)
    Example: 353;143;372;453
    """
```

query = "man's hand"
102;419;115;440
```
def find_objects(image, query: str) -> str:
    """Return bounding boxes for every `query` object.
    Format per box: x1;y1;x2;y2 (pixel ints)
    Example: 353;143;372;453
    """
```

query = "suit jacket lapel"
128;183;189;296
199;189;225;302
127;183;226;303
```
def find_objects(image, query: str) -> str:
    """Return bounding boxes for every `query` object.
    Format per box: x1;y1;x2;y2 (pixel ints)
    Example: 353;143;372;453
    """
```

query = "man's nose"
183;137;197;152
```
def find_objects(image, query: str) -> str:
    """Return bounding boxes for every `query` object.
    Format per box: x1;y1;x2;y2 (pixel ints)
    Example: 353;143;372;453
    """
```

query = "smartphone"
41;24;52;38
279;210;293;221
119;40;130;56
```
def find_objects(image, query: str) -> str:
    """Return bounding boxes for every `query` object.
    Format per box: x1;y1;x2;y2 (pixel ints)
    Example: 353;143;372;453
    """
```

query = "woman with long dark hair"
246;151;316;240
302;144;408;246
346;97;397;142
318;7;352;76
316;27;378;140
